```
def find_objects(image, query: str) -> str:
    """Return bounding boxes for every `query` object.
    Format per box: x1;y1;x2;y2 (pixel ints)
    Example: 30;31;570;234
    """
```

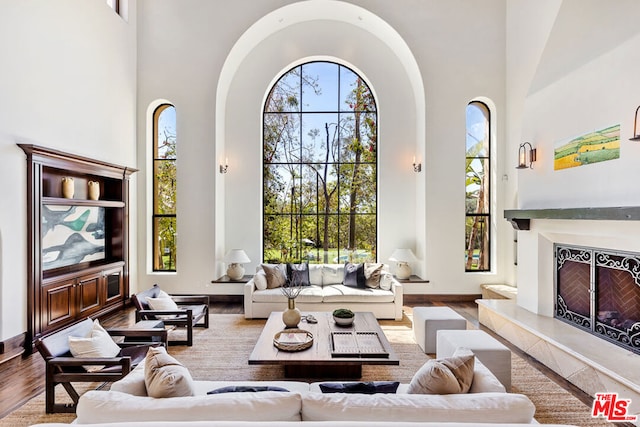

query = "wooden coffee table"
248;311;399;378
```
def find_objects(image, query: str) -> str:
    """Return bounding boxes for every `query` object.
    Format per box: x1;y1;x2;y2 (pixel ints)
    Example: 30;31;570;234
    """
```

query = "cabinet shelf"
42;197;125;208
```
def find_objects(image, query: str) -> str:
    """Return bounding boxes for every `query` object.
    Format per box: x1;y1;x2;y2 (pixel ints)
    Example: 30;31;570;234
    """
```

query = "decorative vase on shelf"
282;298;301;328
61;177;74;199
87;180;100;200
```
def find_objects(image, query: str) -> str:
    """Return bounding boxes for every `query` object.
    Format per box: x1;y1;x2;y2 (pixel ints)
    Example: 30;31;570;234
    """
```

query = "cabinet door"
104;265;124;303
41;278;76;333
76;272;102;318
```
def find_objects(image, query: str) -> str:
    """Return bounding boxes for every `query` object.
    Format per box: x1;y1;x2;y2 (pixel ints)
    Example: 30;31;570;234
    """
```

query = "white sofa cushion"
322;264;344;284
76;390;303;423
300;392;535;423
251;285;324;303
309;264;323;286
322;284;395;303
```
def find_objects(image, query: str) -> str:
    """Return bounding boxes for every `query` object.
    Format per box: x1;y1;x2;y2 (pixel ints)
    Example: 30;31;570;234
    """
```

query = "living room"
1;0;640;425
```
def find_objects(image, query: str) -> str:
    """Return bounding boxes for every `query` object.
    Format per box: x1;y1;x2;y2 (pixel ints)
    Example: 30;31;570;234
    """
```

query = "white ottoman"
436;329;511;390
412;307;467;353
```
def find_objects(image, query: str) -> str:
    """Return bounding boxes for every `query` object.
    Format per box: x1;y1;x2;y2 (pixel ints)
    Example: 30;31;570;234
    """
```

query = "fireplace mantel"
504;206;640;230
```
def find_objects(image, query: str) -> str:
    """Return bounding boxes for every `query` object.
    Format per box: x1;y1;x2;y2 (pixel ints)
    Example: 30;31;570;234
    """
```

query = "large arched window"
465;101;490;272
153;104;177;271
263;61;377;264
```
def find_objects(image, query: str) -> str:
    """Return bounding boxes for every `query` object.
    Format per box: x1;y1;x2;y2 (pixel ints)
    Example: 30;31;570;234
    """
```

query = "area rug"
1;313;611;426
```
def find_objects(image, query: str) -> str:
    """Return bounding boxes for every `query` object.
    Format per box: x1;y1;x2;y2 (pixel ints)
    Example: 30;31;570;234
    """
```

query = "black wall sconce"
219;157;229;174
516;142;537;169
413;159;422;173
631;105;640;141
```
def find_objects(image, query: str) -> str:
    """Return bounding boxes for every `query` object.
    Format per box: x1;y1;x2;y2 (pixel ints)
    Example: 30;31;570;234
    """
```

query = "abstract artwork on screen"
42;205;105;270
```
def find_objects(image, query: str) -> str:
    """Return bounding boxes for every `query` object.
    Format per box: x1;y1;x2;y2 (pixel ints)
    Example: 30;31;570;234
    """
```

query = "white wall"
506;0;640;314
0;0;138;341
136;0;508;297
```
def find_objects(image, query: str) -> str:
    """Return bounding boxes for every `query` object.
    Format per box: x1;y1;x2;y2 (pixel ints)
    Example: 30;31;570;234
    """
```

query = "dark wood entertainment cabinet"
19;144;137;347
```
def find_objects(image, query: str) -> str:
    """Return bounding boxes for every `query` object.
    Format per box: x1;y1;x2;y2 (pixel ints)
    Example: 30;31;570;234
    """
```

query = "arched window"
153;104;177;271
263;61;377;264
465;101;490;272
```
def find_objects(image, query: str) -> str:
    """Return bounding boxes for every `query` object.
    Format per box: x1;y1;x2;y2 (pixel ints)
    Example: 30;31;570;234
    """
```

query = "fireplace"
555;244;640;354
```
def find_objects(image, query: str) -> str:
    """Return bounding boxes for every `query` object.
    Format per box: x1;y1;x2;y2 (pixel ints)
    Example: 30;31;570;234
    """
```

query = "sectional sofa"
29;353;555;425
244;263;403;320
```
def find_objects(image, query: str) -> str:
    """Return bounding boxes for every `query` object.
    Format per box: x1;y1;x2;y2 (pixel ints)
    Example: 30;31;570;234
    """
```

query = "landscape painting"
554;124;620;170
42;205;106;270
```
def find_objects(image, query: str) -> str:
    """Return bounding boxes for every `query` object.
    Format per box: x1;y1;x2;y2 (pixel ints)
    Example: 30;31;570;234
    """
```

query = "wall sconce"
516;142;537;169
412;156;422;173
631;105;640;141
219;157;228;174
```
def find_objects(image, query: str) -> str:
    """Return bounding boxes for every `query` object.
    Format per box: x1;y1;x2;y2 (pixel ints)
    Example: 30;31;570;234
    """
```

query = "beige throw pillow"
144;346;195;398
364;263;384;289
262;264;287;289
68;319;121;372
407;349;475;394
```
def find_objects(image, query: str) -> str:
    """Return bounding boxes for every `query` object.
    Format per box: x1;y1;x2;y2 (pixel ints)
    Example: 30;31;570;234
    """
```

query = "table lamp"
389;248;417;280
224;249;251;280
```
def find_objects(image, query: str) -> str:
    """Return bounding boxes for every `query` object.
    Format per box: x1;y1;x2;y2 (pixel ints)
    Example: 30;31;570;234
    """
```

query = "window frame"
152;103;177;272
465;100;491;272
262;61;378;264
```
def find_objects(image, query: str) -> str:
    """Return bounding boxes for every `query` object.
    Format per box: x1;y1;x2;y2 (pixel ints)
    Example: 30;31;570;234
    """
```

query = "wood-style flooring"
0;300;594;419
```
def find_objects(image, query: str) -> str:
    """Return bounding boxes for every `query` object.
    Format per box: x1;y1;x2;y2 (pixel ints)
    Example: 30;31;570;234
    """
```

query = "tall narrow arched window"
263;61;377;264
153;104;177;271
465;101;490;272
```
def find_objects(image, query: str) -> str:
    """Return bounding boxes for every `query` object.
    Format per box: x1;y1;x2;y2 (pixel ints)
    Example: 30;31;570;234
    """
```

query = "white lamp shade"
389;248;417;263
224;249;251;264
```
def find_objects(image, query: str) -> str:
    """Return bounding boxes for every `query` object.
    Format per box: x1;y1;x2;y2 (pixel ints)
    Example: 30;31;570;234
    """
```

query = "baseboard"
404;294;481;304
0;333;26;365
210;294;243;303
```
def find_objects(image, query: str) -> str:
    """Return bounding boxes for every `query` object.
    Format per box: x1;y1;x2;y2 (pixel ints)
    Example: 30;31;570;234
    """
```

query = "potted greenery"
333;308;355;326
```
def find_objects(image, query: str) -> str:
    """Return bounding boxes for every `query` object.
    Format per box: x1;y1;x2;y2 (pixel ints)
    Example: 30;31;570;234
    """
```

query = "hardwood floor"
0;300;595;420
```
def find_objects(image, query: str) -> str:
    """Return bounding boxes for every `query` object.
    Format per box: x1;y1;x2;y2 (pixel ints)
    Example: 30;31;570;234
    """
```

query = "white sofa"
244;263;403;320
48;356;550;425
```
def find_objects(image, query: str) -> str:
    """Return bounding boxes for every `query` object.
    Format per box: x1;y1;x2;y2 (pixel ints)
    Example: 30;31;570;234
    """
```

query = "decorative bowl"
332;308;355;326
333;315;354;326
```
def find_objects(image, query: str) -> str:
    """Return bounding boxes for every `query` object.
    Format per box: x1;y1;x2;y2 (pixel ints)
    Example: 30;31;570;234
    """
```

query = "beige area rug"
1;313;611;426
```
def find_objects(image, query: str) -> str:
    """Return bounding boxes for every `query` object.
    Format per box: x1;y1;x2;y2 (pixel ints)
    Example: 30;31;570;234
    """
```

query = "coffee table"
248;311;399;378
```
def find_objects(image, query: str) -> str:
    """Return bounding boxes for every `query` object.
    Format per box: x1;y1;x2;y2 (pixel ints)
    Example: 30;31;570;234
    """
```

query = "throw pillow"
207;385;289;394
343;262;366;288
254;270;268;290
144;346;195;398
407;351;475;394
319;381;400;394
364;263;384;289
261;264;287;289
146;293;179;320
286;262;310;286
379;272;393;291
68;319;121;372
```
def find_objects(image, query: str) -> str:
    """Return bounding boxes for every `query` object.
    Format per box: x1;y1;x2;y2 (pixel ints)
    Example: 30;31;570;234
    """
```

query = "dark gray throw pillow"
343;262;366;288
286;263;310;286
207;385;289;394
319;381;400;394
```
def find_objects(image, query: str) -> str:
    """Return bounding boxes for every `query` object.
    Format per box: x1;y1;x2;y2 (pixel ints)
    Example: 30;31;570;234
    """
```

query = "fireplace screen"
555;245;640;354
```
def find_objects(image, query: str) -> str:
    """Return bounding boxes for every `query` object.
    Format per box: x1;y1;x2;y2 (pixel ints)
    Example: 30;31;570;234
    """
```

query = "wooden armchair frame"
34;318;167;413
131;284;209;346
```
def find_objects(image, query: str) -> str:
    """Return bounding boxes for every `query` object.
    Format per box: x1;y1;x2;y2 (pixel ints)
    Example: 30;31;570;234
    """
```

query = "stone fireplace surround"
478;209;640;425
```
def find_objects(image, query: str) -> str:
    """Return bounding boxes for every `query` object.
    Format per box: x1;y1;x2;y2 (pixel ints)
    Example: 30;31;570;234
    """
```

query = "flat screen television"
42;205;106;270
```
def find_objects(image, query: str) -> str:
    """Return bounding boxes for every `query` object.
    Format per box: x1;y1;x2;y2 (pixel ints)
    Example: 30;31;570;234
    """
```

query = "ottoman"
436;329;511;390
412;307;467;353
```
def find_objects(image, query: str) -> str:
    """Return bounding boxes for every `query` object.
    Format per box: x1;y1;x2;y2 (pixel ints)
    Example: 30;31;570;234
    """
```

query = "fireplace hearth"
555;244;640;354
